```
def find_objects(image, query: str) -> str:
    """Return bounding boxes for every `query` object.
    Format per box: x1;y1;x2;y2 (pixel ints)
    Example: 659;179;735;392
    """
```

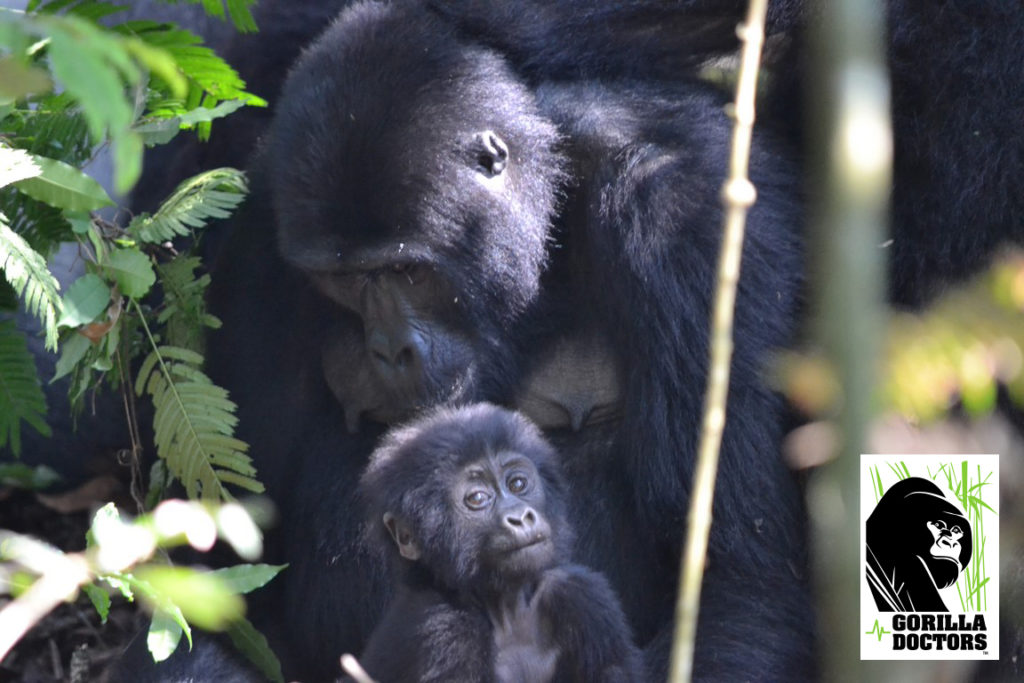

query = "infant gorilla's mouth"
509;536;549;553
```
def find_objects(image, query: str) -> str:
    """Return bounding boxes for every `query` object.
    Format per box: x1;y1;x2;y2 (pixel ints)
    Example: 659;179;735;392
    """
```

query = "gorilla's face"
927;518;965;566
265;6;563;430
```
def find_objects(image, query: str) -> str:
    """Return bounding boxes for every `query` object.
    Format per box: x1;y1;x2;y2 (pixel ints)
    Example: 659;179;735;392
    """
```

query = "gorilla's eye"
387;262;424;284
507;475;528;494
465;490;492;510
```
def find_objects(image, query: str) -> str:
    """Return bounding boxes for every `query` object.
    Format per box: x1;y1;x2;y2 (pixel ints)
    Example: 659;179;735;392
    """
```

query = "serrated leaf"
58;273;110;327
0;146;42;189
104;248;154;298
209;564;285;595
0;319;51;455
13;154;113;211
226;618;285;683
83;583;112;624
147;607;186;662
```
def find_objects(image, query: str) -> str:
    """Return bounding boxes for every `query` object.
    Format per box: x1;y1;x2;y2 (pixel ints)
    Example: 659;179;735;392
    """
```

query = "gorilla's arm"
538;565;643;682
539;79;813;679
357;587;493;683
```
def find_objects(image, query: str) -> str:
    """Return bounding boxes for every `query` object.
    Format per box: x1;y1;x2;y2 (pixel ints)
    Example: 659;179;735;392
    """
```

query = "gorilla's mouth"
507;536;550;554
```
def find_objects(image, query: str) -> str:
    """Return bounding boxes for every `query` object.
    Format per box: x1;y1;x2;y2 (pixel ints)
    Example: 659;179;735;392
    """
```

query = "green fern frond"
156;256;220;354
119;24;263;105
129;168;248;244
4;96;94;168
0;319;51;456
33;0;127;24
193;0;258;33
135;344;261;501
0;212;62;350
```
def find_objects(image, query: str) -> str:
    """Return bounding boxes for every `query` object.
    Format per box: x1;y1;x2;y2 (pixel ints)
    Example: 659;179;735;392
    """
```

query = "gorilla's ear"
471;130;509;177
383;512;421;561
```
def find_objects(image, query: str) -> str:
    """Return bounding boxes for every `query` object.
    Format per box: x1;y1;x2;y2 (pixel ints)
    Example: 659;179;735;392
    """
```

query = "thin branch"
0;533;91;661
667;0;769;680
340;653;377;683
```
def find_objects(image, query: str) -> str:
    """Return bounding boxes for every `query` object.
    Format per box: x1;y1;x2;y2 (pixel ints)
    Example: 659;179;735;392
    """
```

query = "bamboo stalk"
667;1;769;680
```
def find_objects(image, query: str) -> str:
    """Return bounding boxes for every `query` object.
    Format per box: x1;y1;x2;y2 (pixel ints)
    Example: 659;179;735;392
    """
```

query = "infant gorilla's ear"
383;512;421;561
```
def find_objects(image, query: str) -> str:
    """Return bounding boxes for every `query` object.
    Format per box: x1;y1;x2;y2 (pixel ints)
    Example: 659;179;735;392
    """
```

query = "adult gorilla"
196;1;811;681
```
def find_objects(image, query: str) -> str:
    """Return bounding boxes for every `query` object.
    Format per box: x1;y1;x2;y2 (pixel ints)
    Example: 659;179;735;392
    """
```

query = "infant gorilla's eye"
465;490;491;510
507;475;528;494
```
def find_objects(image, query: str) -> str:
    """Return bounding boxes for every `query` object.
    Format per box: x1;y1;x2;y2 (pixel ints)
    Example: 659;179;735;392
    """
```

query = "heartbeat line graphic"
865;620;891;641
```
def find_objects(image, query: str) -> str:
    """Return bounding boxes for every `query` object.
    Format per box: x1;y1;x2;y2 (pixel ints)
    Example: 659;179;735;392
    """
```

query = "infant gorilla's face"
927;518;964;564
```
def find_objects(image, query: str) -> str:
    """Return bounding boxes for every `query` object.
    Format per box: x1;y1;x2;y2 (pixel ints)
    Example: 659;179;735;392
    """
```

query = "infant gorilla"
356;403;641;682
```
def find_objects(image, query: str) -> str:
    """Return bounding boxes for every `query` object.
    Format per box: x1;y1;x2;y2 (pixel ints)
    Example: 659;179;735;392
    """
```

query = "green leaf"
0;319;51;455
126;25;264;106
111;129;143;195
122;36;187;99
52;331;91;383
58;273;110;327
135;344;261;501
134;565;245;631
0;213;62;350
129;167;247;244
0;56;53;100
12;154;113;212
226;618;285;683
147;606;186;663
156;257;219;353
209;564;285;595
177;99;247;127
83;583;112;624
99;574;134;602
0;462;60;489
43;16;138;141
0;146;42;189
104;248;155;298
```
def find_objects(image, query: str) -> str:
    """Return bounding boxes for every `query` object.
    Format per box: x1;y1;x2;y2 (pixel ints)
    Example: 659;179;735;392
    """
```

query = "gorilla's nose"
367;327;424;376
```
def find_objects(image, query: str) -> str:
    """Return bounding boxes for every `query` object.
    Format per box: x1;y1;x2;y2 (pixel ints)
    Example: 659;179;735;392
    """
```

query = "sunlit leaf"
104;248;155;298
13;154;113;212
134;565;245;630
58;273;110;328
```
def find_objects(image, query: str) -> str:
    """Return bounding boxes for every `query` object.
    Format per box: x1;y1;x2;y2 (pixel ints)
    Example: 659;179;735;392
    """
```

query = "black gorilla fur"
200;2;812;680
356;403;642;682
431;0;1024;306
